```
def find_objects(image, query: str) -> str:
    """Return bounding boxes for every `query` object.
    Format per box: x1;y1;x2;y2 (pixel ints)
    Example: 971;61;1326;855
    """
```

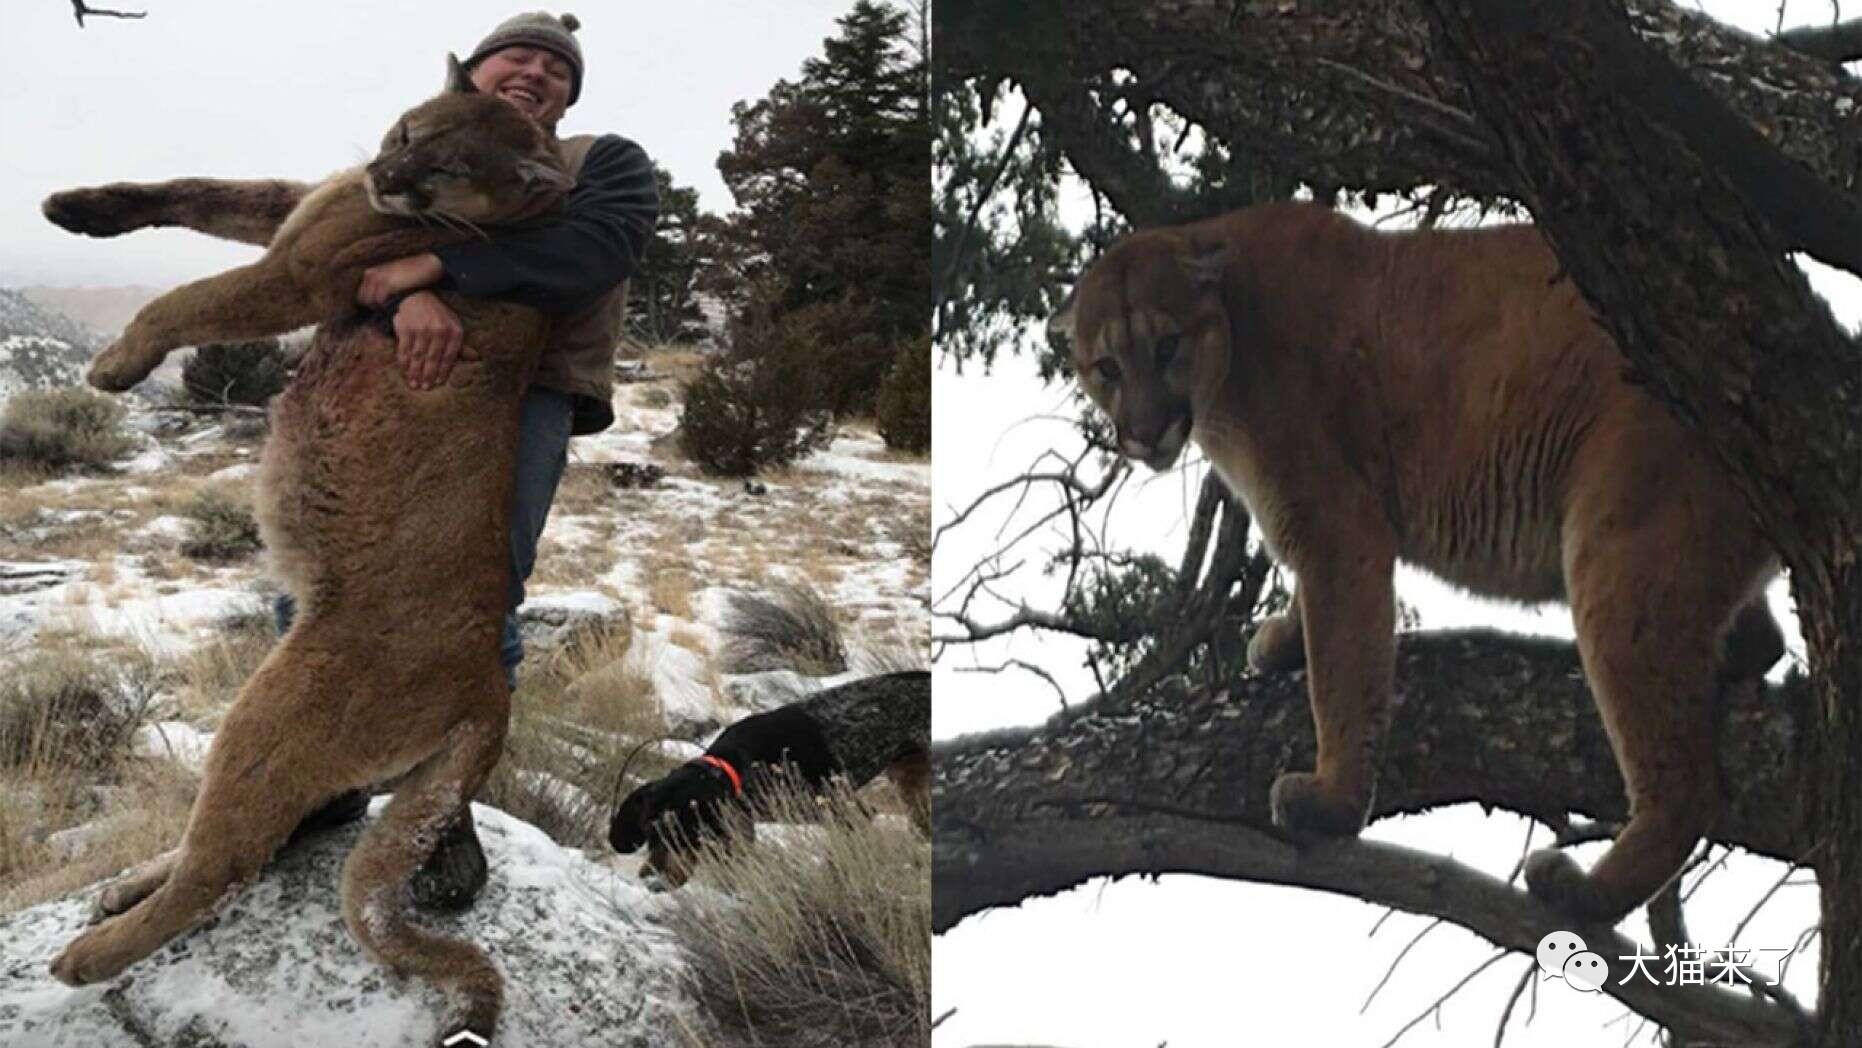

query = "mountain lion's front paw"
87;340;160;392
1269;772;1367;836
43;185;154;238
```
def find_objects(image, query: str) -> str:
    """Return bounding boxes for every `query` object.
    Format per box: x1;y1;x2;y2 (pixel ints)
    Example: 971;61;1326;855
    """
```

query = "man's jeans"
273;386;577;691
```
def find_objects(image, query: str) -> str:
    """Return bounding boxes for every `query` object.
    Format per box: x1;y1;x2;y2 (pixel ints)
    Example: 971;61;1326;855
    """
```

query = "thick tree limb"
939;813;1807;1047
939;0;1862;230
935;632;1816;1028
1775;18;1862;63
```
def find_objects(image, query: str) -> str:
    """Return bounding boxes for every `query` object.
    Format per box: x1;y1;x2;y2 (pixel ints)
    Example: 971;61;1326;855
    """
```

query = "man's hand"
358;252;443;308
393;291;479;389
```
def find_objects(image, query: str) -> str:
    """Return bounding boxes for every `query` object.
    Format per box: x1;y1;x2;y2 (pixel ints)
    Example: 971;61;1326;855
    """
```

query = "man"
287;11;659;910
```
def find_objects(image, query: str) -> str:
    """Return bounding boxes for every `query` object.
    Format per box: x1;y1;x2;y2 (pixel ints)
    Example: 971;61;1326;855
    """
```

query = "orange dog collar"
697;754;743;796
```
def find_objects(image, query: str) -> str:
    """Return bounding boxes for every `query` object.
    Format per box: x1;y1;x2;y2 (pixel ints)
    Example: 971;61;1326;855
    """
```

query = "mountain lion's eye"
1093;358;1122;383
1156;334;1181;367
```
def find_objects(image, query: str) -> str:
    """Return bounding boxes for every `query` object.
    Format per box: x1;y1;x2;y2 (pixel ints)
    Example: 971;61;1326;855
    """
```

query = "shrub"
720;580;847;676
0;647;159;774
179;488;263;562
679;352;834;477
875;334;930;454
0;388;135;474
181;339;288;407
664;776;931;1048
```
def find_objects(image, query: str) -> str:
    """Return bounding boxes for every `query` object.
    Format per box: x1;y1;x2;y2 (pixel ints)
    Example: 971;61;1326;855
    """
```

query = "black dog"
608;670;930;886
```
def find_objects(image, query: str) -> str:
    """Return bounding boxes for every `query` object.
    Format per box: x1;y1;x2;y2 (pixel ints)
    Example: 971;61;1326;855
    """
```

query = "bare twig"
1492;960;1534;1048
71;0;146;26
1376;949;1510;1048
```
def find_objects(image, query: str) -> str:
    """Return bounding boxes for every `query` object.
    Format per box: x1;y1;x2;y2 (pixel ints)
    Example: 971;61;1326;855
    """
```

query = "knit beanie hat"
464;12;585;106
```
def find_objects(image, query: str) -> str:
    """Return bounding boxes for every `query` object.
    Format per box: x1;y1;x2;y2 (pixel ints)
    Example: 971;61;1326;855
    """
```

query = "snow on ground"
0;804;698;1048
133;720;212;771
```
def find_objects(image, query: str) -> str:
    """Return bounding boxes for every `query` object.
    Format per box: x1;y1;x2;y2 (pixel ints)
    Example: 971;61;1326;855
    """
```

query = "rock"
512;592;626;662
0;804;697;1048
0;561;86;597
603;462;664;490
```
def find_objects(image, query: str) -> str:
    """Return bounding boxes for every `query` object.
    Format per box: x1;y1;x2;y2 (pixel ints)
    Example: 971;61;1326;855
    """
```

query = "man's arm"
365;135;658;388
433;134;659;310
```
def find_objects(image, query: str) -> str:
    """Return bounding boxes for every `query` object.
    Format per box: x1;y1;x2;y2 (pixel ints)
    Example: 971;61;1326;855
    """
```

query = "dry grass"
481;613;681;849
0;645;161;774
720;580;848;676
663;776;931;1048
551;462;616;517
173;610;276;720
651;567;696;618
643;346;711;386
0;758;196;914
0;639;192;915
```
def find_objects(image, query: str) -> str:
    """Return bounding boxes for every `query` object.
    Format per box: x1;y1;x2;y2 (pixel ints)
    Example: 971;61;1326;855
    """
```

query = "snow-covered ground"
0;804;698;1048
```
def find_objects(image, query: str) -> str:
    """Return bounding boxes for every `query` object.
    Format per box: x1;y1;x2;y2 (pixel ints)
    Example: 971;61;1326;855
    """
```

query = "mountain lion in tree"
1048;201;1784;925
39;56;574;1044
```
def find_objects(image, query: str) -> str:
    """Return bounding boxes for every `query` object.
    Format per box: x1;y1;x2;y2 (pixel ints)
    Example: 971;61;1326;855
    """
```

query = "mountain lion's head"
1049;231;1232;471
364;54;574;226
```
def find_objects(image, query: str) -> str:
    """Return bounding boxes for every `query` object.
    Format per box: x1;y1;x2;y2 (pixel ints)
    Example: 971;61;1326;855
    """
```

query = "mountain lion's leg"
88;264;326;391
1248;585;1306;673
89;850;177;922
1269;528;1396;836
43;178;312;246
49;661;331;985
1526;496;1734;923
342;693;509;1045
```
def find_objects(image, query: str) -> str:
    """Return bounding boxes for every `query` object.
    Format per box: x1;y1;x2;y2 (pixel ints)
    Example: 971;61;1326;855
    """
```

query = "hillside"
17;286;165;341
0;289;95;404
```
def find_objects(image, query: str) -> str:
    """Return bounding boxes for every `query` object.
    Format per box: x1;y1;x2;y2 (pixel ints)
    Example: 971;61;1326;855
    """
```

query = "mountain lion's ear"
444;53;479;95
1179;242;1227;292
1047;285;1078;341
516;158;575;192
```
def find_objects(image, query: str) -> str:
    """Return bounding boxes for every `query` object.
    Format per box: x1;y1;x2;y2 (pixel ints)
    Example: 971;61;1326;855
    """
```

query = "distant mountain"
0;288;96;404
18;285;165;340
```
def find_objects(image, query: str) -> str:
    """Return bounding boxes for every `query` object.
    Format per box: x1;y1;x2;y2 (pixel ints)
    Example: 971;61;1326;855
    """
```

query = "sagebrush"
720;580;848;676
0;388;135;474
664;777;930;1048
179;488;263;561
181;339;289;407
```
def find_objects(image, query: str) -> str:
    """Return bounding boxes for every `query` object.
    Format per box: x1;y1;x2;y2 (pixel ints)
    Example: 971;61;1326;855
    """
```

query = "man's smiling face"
469;45;573;128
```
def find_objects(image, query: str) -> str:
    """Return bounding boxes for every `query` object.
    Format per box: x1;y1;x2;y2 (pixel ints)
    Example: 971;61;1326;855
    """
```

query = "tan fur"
1051;201;1783;924
41;58;573;1044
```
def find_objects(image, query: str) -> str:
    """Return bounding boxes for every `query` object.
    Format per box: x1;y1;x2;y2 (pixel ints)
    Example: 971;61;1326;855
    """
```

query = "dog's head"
608;760;749;888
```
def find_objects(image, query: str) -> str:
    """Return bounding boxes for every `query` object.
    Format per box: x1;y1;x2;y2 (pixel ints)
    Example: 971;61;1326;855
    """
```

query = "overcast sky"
0;0;861;287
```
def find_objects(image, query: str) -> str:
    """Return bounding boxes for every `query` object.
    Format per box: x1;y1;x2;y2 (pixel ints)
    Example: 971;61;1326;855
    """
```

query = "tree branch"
935;631;1819;1041
71;0;146;27
1775;17;1862;62
936;807;1809;1046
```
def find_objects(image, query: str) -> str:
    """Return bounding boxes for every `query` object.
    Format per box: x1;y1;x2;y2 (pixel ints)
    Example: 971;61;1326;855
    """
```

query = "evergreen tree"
625;165;709;346
713;0;929;417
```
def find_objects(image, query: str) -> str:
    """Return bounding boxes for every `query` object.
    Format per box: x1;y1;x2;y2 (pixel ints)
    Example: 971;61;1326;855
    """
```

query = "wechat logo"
1537;930;1608;992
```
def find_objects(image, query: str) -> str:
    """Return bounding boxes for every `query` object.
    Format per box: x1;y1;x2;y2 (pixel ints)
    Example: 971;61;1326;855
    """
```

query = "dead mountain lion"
1049;201;1783;925
39;56;573;1043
